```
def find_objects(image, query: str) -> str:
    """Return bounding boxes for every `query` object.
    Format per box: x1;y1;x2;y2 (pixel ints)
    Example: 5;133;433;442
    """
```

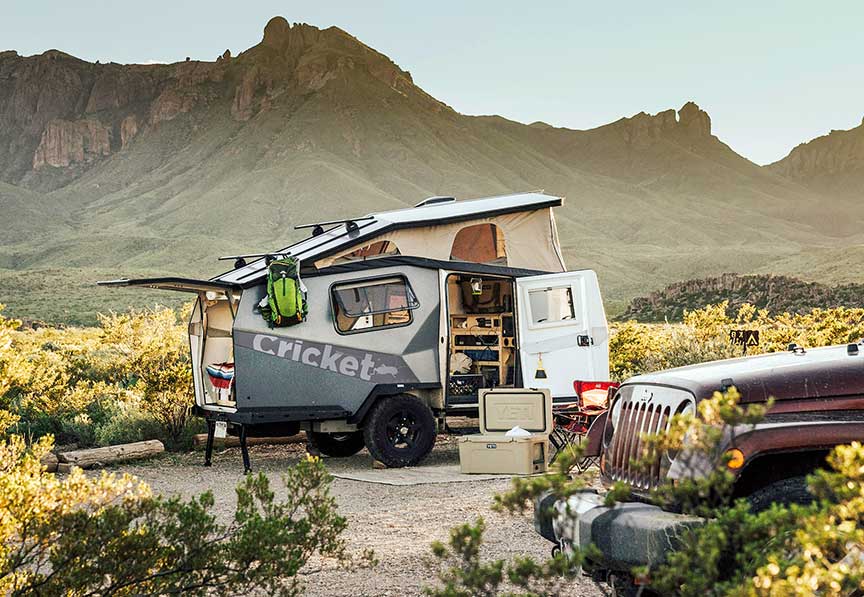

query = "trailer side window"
331;276;419;334
527;286;576;325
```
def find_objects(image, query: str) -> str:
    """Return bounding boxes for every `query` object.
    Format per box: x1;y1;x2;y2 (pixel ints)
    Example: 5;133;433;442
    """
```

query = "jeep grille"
605;385;692;490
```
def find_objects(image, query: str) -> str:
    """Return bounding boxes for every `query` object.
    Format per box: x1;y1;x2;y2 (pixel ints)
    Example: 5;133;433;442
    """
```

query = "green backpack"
263;256;307;326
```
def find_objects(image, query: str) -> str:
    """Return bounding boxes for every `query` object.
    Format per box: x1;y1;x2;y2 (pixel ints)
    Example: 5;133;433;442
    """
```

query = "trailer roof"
214;191;562;286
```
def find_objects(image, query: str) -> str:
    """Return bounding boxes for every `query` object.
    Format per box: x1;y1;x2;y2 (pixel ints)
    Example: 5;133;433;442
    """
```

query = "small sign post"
730;329;760;355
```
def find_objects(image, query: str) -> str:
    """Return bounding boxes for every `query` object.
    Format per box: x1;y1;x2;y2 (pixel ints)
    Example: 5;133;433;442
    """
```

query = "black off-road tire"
309;431;366;458
363;394;437;468
747;475;814;512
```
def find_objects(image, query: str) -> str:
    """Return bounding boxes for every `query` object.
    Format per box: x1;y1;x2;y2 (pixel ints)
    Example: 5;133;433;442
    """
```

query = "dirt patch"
117;435;604;596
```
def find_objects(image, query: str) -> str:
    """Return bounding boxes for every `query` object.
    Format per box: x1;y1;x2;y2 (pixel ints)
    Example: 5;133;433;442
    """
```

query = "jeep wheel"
309;431;366;458
747;475;814;512
363;394;437;467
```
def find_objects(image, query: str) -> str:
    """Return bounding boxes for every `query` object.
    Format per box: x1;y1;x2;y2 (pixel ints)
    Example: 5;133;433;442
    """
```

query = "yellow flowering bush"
749;443;864;596
610;302;864;380
0;304;197;448
0;433;367;595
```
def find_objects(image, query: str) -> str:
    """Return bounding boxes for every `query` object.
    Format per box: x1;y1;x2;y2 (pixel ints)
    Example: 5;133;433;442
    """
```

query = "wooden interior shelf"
449;313;515;385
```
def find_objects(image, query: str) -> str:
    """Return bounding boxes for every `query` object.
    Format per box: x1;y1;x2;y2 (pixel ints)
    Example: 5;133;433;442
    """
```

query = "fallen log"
58;440;165;469
191;433;306;448
41;452;58;473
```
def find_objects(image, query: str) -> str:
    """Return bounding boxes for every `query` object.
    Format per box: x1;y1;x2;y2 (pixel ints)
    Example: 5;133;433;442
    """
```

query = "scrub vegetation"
2;300;864;449
426;390;864;596
609;301;864;381
0;304;201;450
2;300;863;595
0;426;370;595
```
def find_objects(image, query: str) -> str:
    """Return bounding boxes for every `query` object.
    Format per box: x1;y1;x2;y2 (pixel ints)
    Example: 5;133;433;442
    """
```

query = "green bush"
1;436;373;595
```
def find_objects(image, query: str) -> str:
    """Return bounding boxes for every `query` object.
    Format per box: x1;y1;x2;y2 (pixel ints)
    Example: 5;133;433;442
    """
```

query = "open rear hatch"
98;277;239;296
98;276;242;412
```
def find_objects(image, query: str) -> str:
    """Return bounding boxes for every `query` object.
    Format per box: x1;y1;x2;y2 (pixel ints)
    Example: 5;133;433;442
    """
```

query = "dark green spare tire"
309;430;366;458
363;394;437;467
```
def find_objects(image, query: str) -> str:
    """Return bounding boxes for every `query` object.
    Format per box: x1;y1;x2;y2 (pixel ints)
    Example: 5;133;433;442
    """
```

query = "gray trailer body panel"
232;265;441;422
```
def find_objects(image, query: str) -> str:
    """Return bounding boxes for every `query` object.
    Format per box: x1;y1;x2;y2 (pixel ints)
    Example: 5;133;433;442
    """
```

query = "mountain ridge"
0;17;862;324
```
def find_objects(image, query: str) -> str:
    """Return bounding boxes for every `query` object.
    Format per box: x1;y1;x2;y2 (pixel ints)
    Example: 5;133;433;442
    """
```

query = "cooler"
459;388;552;474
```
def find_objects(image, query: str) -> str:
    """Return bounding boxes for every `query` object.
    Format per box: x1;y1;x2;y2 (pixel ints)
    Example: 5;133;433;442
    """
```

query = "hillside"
1;17;863;324
621;273;864;322
768;118;864;201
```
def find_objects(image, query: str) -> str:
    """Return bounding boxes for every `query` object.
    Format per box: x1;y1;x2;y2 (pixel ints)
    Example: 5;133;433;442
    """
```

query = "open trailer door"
97;276;239;297
98;276;242;412
515;270;609;398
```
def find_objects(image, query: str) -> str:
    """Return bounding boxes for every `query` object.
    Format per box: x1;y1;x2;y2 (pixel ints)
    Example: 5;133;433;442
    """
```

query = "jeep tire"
747;475;814;512
309;431;366;458
363;394;437;467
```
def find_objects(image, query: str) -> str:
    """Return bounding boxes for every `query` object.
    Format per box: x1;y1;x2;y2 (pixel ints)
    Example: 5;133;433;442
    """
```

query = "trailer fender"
349;382;442;425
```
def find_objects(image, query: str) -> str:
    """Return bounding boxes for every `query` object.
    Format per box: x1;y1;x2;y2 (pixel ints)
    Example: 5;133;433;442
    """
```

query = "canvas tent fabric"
314;209;565;272
214;192;565;287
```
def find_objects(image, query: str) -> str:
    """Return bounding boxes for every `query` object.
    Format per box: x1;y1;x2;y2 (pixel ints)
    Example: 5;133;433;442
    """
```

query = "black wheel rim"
385;409;421;451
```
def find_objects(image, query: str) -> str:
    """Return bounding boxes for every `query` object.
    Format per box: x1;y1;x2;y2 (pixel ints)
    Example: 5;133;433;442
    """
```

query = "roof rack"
295;216;375;236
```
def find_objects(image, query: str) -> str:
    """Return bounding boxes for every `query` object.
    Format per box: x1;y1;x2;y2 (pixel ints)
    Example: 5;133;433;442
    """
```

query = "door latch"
577;335;592;347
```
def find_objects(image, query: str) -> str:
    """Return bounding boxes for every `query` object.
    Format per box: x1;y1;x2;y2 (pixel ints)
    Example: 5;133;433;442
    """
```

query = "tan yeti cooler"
459;388;552;474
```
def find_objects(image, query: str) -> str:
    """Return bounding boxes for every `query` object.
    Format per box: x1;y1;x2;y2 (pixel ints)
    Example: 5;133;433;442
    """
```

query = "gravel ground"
118;434;606;597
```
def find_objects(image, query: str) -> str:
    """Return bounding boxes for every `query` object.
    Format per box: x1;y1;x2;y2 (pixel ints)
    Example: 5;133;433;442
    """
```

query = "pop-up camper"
100;192;609;468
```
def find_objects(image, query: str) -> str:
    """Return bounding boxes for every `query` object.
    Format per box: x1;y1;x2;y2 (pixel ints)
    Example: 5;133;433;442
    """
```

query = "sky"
1;1;862;165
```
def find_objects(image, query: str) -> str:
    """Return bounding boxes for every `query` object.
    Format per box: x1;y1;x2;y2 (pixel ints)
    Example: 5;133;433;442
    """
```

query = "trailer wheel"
363;394;437;467
309;431;366;458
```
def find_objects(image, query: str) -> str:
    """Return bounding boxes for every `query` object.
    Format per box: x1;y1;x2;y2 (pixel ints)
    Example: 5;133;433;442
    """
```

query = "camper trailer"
100;192;610;468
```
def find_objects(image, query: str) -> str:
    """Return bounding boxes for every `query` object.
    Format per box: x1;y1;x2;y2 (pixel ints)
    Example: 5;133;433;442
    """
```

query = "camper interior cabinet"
445;274;519;409
99;192;610;469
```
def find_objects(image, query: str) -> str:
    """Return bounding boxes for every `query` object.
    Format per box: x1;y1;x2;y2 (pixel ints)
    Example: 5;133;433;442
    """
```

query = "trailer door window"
332;276;419;333
527;286;576;325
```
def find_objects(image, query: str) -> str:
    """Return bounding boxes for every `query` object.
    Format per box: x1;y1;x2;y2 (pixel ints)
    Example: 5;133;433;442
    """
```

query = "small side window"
331;276;419;334
527;286;576;325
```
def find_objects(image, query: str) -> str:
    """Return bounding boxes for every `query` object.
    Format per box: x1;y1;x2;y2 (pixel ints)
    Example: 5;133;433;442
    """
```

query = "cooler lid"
478;388;552;435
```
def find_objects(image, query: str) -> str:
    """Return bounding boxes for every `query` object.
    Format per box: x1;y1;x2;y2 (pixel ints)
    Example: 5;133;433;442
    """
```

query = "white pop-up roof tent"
217;192;566;286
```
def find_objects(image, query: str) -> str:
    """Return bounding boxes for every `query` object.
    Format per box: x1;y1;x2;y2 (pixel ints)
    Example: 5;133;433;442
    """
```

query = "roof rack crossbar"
294;215;374;230
218;251;291;261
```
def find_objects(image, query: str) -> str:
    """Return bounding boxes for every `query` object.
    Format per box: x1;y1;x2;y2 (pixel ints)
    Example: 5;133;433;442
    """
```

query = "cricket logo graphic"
234;332;417;383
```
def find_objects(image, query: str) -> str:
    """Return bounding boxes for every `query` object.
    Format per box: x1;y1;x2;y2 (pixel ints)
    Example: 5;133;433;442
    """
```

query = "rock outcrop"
611;102;713;146
120;115;138;148
767;121;864;199
0;17;436;182
33;119;111;168
621;274;864;322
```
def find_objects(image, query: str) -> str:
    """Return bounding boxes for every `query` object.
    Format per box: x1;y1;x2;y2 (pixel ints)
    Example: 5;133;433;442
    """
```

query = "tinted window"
332;277;419;333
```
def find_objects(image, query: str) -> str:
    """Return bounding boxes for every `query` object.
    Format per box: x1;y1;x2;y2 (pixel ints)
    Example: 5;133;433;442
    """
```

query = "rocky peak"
614;101;713;144
678;101;711;137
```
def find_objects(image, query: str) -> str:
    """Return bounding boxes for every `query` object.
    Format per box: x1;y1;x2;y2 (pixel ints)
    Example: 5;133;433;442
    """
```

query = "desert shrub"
99;307;195;444
0;305;199;448
92;398;168;447
609;302;864;380
0;433;371;595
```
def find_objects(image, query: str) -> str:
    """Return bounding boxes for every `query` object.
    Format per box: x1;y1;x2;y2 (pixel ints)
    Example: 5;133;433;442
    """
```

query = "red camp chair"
549;381;618;472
